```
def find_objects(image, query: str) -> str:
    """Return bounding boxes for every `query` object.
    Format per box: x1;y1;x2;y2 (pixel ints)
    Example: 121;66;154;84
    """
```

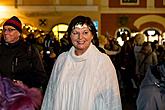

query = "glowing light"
147;30;155;36
0;6;7;11
52;24;68;41
117;37;124;46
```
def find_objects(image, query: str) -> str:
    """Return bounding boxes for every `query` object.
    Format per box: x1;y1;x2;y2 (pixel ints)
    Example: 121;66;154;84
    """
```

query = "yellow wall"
60;0;86;5
13;0;101;34
0;0;101;34
28;11;100;33
0;0;15;5
22;0;53;5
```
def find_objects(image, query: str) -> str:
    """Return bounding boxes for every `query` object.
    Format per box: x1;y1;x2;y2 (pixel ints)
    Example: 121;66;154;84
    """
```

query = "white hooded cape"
41;44;122;110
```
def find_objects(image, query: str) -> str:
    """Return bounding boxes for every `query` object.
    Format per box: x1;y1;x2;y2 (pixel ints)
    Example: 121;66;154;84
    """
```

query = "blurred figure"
151;40;159;53
26;33;36;46
104;34;121;71
59;32;72;54
0;16;47;109
104;34;121;55
157;45;165;63
98;35;108;53
99;35;121;56
35;36;44;55
119;34;137;105
134;33;145;60
0;34;3;45
136;57;165;110
43;33;58;76
0;76;43;110
136;42;158;86
41;15;122;110
133;33;145;88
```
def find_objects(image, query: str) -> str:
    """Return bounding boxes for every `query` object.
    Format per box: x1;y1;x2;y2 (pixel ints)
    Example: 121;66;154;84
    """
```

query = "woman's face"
70;24;93;55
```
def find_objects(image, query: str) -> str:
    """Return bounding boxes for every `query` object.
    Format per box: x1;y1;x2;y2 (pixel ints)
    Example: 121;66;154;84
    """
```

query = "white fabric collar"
69;43;93;62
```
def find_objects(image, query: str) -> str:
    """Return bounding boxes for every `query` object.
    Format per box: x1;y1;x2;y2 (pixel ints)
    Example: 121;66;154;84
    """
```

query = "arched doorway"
115;27;131;46
142;27;161;44
52;23;68;42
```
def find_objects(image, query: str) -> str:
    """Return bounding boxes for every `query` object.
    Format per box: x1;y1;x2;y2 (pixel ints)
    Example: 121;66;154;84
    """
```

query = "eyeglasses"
3;28;16;33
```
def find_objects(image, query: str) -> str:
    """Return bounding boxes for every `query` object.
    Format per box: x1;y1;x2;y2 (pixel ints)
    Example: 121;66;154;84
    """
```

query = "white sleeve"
94;55;122;110
41;52;67;110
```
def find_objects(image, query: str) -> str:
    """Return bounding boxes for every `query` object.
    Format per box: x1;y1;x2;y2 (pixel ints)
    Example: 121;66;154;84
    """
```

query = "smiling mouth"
77;41;85;44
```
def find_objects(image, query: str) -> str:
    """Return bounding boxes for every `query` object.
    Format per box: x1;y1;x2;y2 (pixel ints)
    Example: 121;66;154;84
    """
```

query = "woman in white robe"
41;15;122;110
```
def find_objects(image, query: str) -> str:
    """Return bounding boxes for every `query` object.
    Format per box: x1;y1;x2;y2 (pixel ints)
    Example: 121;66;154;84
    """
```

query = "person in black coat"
0;16;47;89
136;58;165;110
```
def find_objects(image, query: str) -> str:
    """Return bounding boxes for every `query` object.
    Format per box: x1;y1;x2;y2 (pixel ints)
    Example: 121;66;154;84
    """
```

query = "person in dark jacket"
136;59;165;110
0;16;47;89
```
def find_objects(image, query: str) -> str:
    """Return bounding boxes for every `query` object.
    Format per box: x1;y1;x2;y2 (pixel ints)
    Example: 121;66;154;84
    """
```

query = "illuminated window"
143;29;160;42
52;24;68;41
116;27;131;46
93;20;98;31
120;0;139;5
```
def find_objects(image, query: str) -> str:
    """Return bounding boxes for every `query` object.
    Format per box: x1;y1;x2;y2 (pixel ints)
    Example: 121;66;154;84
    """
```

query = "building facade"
0;0;165;41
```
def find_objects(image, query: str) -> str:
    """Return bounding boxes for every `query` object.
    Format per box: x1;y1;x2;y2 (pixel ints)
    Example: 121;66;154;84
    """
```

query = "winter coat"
0;39;47;88
136;51;158;77
136;64;165;110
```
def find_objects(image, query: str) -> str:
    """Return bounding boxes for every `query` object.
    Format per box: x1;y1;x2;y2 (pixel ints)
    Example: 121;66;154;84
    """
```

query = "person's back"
136;42;158;86
137;63;165;110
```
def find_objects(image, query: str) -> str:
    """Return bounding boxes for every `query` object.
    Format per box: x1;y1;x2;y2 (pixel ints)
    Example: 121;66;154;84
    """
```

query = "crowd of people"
103;32;165;110
0;15;165;110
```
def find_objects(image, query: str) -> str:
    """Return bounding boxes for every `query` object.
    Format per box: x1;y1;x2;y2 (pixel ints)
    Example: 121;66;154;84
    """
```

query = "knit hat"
3;16;22;33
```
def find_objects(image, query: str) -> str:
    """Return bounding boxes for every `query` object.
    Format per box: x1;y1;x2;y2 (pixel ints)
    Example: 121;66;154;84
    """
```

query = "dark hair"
158;49;165;65
141;42;151;49
67;16;98;46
